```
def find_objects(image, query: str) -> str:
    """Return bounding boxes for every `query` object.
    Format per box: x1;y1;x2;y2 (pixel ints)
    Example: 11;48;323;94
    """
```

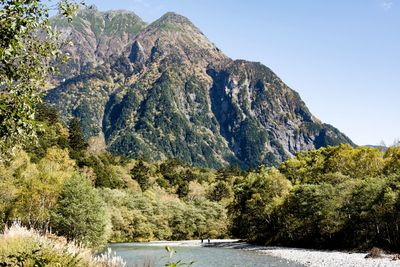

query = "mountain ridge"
46;6;354;168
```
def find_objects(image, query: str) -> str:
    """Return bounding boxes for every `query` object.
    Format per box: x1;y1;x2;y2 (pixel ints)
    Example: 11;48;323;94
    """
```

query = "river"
108;242;305;267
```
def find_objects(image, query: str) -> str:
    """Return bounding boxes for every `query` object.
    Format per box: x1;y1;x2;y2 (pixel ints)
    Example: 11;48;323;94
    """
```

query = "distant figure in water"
208;238;210;244
201;238;203;243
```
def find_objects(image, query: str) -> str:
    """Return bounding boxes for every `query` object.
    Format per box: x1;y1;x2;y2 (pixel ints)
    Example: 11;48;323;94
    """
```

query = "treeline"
0;104;231;248
231;144;400;251
2;103;400;252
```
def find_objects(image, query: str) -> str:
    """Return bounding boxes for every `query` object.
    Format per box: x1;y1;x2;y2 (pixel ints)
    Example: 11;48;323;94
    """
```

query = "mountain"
46;7;354;168
51;5;146;80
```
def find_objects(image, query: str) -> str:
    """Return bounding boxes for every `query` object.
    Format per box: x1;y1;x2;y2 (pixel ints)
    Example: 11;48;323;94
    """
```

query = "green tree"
279;145;385;184
51;175;110;248
340;176;400;250
83;154;125;189
0;0;81;161
276;183;350;248
68;117;88;159
26;103;69;161
384;146;400;175
208;181;232;202
130;160;152;191
230;167;292;241
177;182;189;198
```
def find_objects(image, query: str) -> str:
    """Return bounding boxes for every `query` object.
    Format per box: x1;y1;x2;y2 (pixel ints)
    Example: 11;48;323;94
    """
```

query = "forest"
1;0;400;266
2;102;400;253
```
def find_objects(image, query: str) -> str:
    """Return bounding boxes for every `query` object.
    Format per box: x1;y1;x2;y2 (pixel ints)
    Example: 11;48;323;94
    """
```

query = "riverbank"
208;241;400;267
144;240;400;267
0;224;125;267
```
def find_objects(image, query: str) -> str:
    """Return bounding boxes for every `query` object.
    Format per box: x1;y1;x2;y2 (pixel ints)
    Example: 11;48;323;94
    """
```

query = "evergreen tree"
177;182;189;198
68;117;88;159
208;181;231;202
130;160;152;191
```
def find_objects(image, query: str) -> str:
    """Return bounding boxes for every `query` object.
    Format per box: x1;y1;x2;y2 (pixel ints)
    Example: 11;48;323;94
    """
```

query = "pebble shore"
151;240;400;267
205;241;400;267
258;247;400;267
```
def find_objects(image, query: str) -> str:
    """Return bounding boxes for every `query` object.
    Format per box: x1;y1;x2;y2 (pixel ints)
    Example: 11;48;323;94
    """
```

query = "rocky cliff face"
46;7;354;168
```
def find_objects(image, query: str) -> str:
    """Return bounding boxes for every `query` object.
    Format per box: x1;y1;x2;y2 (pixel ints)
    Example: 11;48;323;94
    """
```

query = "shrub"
0;223;125;267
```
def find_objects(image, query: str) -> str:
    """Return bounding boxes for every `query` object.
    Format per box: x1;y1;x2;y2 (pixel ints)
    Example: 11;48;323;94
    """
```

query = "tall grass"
0;223;126;267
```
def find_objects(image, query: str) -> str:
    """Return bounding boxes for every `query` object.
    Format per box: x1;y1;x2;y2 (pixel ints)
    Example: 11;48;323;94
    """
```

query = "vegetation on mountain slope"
50;5;147;81
46;7;354;169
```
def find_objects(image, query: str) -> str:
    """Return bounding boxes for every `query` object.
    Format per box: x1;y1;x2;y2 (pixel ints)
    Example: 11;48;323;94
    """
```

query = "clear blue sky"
71;0;400;146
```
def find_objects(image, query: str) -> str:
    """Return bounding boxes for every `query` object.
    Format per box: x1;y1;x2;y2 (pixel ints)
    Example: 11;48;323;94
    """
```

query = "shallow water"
108;242;304;267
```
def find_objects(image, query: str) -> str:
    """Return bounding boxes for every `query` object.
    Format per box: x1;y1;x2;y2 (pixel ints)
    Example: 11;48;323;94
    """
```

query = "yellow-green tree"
9;148;75;230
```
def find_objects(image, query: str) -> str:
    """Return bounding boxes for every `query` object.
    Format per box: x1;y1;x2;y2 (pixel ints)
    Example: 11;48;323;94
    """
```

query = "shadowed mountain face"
46;7;354;168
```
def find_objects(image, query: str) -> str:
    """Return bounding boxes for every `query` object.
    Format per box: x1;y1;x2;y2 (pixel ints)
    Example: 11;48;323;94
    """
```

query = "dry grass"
0;223;126;267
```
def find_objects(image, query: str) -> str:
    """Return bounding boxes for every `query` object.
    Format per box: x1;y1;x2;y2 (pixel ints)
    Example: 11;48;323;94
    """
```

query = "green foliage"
176;182;189;198
82;154;126;188
275;182;350;247
99;188;228;242
26;103;70;161
51;175;111;248
0;233;83;266
208;181;232;202
232;144;400;251
164;246;194;267
0;148;75;231
339;176;400;249
68;117;88;160
278;144;384;184
0;224;125;267
236;119;270;168
0;0;82;161
130;160;152;191
230;167;292;241
384;146;400;175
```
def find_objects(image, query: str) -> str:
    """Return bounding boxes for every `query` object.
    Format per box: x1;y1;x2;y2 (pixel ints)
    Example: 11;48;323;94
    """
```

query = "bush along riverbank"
0;223;125;267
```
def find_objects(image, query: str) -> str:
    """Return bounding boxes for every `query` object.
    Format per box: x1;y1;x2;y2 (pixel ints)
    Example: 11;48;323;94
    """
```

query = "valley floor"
147;240;400;267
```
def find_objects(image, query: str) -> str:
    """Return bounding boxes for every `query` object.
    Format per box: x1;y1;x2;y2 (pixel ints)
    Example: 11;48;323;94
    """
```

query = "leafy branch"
164;246;195;267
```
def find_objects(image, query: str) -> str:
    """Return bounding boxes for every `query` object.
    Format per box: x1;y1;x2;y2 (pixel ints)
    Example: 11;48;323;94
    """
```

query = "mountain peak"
148;11;198;32
75;5;144;23
50;7;147;80
128;11;226;65
159;12;193;24
86;4;98;11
